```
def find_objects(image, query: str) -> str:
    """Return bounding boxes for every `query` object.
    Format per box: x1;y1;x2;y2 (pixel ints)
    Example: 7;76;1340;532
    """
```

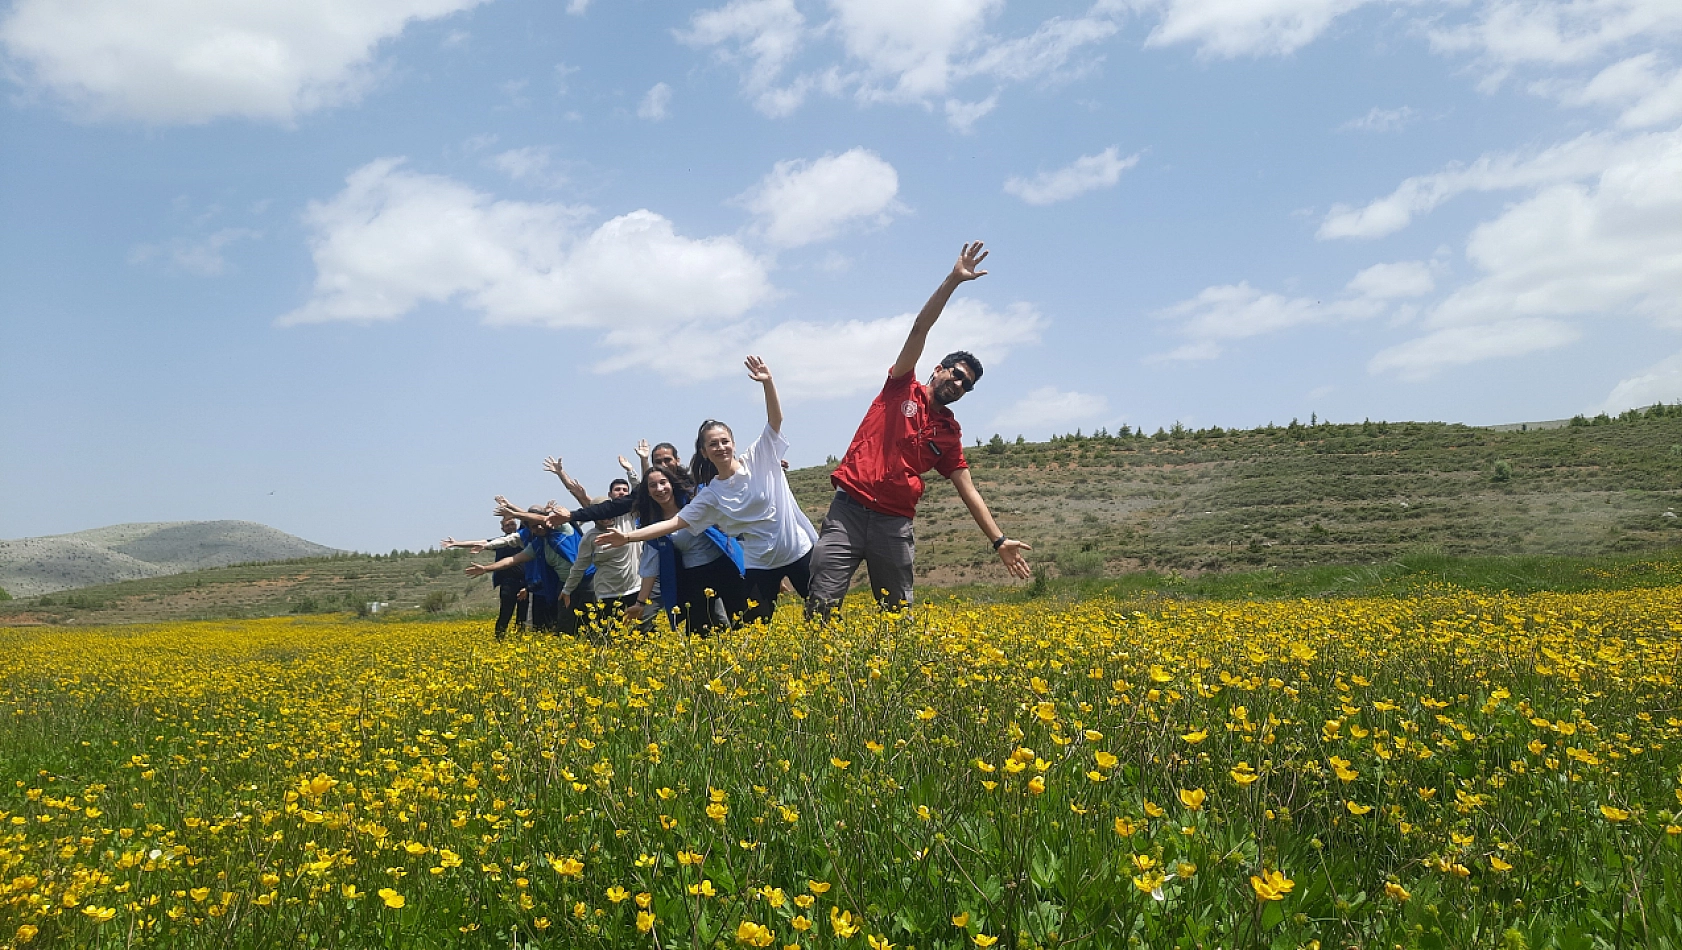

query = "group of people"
442;242;1033;639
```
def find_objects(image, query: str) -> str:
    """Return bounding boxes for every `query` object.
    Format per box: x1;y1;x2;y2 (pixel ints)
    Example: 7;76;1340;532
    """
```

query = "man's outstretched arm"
890;241;989;379
543;457;595;508
948;468;1032;580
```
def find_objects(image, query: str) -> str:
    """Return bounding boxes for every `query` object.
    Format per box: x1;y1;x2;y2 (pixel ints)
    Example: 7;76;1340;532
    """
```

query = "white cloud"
943;94;998;133
681;0;1123;123
1598;350;1682;413
1340;105;1417;132
829;0;1004;101
638;82;673;120
1004;146;1138;205
487;146;567;187
677;0;810;116
594;298;1046;400
740;149;901;248
1429;0;1682;70
0;0;487;123
281;159;1044;400
1370;128;1682;377
1368;319;1580;379
1317;129;1666;239
1151;280;1389;359
279;158;773;329
1563;54;1682;129
991;386;1109;434
130;228;260;276
1140;0;1384;58
1345;260;1434;299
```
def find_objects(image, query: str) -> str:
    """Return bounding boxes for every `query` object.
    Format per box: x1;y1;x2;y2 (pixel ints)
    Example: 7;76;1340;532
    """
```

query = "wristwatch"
992;535;1008;550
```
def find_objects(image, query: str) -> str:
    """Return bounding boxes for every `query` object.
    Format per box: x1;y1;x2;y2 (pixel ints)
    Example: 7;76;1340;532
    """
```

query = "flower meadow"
2;590;1680;950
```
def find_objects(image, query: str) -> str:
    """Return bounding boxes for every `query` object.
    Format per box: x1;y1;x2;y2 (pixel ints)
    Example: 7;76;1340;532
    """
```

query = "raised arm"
948;468;1032;580
635;439;652;476
745;355;782;434
597;516;689;548
890;241;989;379
542;457;594;508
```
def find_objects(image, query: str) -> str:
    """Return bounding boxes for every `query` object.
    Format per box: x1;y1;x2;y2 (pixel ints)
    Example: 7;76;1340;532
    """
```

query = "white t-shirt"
677;424;817;571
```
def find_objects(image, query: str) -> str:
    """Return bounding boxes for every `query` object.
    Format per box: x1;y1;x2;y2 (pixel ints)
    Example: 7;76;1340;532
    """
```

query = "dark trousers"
494;585;528;639
743;550;812;625
530;594;561;634
806;490;915;620
561;576;594;635
675;554;751;635
581;594;637;633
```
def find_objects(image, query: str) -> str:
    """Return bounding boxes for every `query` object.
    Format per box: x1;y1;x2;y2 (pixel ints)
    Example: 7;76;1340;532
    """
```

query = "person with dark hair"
463;504;590;635
621;464;749;634
806;241;1032;620
440;516;528;638
597;355;818;625
636;439;682;478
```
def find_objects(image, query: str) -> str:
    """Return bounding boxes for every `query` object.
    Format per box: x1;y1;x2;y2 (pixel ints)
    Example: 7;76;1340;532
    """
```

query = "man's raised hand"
953;241;989;282
542;457;564;478
635;439;651;461
997;538;1033;580
744;355;773;383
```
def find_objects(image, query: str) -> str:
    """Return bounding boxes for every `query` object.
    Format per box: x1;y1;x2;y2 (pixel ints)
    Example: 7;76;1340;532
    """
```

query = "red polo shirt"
831;369;968;518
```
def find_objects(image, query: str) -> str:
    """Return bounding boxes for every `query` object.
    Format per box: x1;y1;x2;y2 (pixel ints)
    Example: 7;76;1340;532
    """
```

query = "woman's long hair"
689;420;732;486
632;463;696;527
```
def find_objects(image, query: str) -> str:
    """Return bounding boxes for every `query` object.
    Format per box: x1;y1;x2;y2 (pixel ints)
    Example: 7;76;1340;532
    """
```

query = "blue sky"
3;0;1680;552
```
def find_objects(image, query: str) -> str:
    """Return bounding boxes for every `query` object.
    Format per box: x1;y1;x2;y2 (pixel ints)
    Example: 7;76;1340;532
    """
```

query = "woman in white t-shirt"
597;355;818;624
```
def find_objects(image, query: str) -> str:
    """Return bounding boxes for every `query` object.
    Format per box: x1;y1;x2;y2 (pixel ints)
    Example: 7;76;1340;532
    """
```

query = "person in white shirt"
598;355;817;624
563;512;641;634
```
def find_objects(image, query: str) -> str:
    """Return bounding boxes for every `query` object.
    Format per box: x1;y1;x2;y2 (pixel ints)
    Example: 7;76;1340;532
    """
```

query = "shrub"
422;591;456;614
1058;549;1106;577
1493;459;1513;482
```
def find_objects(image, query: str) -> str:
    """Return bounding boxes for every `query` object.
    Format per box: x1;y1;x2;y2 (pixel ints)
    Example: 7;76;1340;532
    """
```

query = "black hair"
651;441;679;462
631;463;696;527
690;419;733;485
609;478;631;493
940;350;983;385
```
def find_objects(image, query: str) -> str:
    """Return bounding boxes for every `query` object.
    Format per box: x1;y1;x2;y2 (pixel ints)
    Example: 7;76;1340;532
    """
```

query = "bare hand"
440;536;459;549
744;354;772;383
543;457;564;478
625;602;645;622
635;439;651;461
618;455;634;473
953;241;989;282
516;588;528;602
997;538;1032;580
561;592;571;608
544;510;572;527
596;528;631;549
465;563;491;578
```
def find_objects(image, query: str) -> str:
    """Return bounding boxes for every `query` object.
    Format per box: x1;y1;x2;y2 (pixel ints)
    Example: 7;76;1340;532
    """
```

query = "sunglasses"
949;367;975;392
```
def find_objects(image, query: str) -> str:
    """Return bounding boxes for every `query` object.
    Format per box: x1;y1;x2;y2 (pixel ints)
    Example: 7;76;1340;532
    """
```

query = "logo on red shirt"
901;400;918;417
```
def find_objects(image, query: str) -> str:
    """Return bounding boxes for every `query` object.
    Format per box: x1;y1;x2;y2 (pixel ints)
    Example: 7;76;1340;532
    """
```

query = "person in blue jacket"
465;509;594;635
619;464;748;635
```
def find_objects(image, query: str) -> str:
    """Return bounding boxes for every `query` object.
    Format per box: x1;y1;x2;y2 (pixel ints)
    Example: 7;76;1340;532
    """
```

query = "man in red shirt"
806;241;1033;619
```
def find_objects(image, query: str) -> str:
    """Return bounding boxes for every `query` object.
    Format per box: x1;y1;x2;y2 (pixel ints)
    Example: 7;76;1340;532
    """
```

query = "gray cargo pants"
805;489;915;620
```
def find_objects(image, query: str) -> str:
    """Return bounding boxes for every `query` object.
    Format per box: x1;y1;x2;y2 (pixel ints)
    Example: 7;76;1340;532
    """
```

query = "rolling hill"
3;407;1679;624
0;521;338;597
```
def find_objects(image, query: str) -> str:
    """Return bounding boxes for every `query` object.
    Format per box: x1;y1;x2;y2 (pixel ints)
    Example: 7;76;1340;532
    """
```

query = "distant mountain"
0;521;339;597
